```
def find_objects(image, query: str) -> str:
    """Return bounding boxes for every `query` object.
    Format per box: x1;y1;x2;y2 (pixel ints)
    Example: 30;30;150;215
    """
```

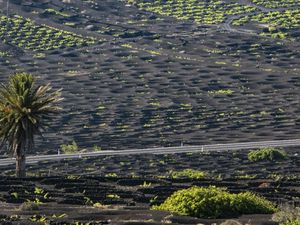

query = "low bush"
170;169;206;179
248;147;287;162
152;186;276;219
60;141;78;154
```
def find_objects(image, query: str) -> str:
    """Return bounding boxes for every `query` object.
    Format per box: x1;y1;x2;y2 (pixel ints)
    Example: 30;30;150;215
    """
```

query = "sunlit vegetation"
208;89;234;95
232;9;300;39
60;141;78;154
248;148;287;162
128;0;256;25
43;8;69;17
0;51;11;57
170;169;206;179
252;0;300;8
0;15;97;51
152;186;276;218
233;9;300;29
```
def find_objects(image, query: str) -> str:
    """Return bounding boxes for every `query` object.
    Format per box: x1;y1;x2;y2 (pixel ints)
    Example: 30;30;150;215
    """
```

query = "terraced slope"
0;179;276;225
1;147;300;223
0;0;299;154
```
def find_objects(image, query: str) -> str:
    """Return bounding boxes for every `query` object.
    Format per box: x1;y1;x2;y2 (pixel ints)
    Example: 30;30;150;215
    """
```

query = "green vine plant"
0;15;97;51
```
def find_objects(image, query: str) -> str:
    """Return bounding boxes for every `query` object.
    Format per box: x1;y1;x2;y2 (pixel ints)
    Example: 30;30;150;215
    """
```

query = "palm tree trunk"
16;155;26;178
15;144;26;178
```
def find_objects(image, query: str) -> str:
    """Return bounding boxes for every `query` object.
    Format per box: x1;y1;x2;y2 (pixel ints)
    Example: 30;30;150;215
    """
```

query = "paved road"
221;14;258;35
221;0;297;35
239;0;271;12
1;139;300;167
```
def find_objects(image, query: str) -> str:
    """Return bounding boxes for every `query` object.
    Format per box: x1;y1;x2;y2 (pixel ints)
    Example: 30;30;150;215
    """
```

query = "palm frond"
0;73;63;155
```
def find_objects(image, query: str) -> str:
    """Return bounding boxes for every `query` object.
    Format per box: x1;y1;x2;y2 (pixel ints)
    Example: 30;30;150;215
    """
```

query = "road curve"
0;139;300;167
221;0;297;35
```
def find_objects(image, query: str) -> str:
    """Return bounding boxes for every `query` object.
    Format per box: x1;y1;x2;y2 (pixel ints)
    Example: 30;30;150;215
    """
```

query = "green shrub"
248;147;287;162
170;169;206;179
152;186;276;219
60;141;78;154
231;192;276;214
93;145;102;152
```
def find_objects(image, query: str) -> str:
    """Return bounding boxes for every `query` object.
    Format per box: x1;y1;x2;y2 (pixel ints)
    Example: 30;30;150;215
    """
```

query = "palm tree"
0;73;62;177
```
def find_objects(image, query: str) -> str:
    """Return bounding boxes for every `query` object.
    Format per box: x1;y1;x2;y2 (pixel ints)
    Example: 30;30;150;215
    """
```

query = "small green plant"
170;169;206;179
52;213;67;218
84;196;93;205
43;192;49;199
150;195;158;205
66;175;81;180
235;174;257;179
0;51;11;57
105;172;117;177
34;187;44;195
9;215;20;221
152;186;276;219
107;194;120;199
44;8;69;17
93;145;102;152
33;186;49;201
32;198;43;205
248;147;287;162
10;192;18;199
33;53;46;58
208;89;234;95
29;214;47;222
93;202;104;208
140;181;152;187
60;141;78;154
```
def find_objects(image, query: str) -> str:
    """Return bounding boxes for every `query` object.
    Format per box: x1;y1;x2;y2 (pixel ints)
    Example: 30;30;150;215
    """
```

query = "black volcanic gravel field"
0;0;299;154
1;147;300;224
